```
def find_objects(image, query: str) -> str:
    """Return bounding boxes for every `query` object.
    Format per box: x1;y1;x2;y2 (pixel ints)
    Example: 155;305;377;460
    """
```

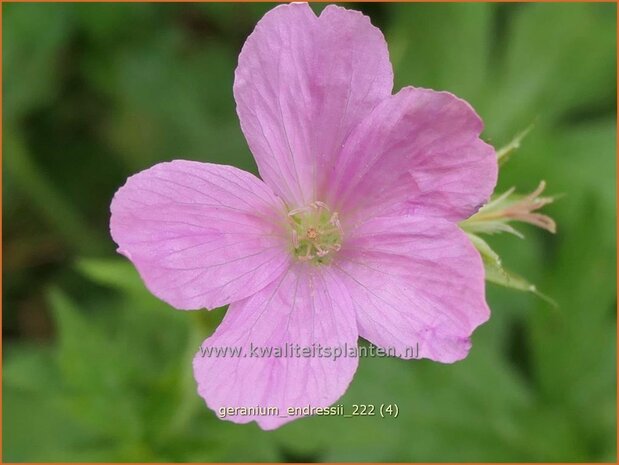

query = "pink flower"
110;3;498;430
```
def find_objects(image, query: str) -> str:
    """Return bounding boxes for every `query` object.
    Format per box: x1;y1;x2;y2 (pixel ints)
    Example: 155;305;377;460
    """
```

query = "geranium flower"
110;3;498;430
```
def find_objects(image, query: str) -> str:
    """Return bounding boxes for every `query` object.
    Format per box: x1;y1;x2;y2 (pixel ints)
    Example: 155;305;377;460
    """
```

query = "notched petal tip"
234;0;393;206
115;247;131;260
397;85;486;135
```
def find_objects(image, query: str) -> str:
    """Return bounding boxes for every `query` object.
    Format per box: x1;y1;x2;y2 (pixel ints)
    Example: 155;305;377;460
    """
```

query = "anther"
287;201;343;265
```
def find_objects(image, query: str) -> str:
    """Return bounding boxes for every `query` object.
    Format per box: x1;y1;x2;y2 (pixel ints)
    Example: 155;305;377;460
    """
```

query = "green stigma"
288;201;343;265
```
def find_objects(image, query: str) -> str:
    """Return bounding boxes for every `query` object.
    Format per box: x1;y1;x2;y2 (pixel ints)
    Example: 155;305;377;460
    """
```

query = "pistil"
288;201;343;265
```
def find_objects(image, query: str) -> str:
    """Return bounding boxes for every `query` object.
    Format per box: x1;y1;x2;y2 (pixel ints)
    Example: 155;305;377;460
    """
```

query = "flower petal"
334;215;489;363
234;3;394;207
110;160;291;310
193;264;358;430
329;87;498;223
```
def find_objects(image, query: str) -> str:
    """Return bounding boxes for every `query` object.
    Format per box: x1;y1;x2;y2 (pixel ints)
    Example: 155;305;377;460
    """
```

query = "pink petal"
234;3;393;207
110;160;291;310
193;264;358;430
334;215;489;363
328;87;498;223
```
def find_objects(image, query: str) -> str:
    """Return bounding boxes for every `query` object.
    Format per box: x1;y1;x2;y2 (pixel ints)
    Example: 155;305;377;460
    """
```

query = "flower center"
288;201;343;265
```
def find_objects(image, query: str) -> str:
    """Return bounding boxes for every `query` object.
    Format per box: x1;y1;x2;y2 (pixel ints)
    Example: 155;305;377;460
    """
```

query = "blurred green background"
3;2;616;462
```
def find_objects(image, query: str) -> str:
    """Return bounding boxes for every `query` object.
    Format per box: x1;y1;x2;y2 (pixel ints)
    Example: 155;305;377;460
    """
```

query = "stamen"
287;201;343;265
291;229;299;248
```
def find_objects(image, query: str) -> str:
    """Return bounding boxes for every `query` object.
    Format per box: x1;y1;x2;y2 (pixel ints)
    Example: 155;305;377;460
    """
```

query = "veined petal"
234;3;393;207
110;160;290;310
193;264;358;430
334;215;489;363
329;87;498;223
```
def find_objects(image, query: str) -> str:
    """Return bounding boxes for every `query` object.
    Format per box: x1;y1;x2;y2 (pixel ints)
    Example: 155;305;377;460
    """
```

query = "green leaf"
3;3;71;123
483;3;616;140
467;233;556;306
496;123;534;166
387;3;493;105
4;131;105;255
76;257;146;293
